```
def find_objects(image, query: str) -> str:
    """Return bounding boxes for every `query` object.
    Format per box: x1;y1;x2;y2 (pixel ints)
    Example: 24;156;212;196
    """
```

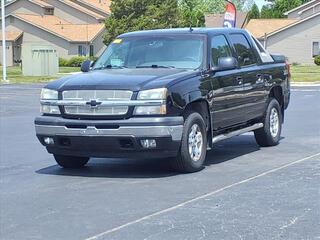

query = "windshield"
93;35;205;70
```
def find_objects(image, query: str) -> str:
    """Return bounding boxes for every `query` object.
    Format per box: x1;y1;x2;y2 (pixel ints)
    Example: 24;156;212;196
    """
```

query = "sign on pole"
223;0;237;28
2;0;8;83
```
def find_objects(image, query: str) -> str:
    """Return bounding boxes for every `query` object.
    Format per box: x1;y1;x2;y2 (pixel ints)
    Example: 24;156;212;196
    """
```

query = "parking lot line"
84;152;320;240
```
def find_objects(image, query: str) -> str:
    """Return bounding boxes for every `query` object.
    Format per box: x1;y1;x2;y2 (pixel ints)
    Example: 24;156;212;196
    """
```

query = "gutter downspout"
263;33;268;50
1;0;8;83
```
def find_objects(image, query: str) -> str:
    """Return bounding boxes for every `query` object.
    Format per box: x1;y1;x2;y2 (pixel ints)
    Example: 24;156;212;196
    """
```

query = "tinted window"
94;36;205;70
230;34;256;66
211;35;232;66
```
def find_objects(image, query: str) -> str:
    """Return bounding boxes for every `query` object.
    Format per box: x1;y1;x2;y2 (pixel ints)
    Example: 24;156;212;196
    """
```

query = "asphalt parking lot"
0;84;319;240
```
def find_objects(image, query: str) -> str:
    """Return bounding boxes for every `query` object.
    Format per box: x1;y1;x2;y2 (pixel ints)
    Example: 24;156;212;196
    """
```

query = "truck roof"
119;28;249;37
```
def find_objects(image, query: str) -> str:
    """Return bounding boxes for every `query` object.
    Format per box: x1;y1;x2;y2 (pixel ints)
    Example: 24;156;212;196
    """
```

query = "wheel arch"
269;85;285;122
182;97;212;147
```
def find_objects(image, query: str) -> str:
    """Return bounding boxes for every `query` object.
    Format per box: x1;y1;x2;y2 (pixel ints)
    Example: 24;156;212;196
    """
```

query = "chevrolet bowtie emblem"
86;100;102;108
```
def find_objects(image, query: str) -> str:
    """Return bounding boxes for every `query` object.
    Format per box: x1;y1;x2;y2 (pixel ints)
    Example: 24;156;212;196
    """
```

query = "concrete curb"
292;83;320;87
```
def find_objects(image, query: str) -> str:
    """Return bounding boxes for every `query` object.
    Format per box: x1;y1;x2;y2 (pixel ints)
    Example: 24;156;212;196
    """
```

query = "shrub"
59;58;68;67
59;56;97;67
89;56;98;62
68;56;87;67
314;56;320;66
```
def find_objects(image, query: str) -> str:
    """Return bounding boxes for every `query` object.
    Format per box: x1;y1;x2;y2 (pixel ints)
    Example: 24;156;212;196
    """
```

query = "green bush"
89;56;98;62
68;56;88;67
59;58;68;67
59;56;97;67
314;56;320;66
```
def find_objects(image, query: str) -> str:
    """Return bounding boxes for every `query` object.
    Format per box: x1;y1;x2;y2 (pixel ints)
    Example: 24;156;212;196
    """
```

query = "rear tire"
54;155;89;169
254;98;282;147
172;112;207;173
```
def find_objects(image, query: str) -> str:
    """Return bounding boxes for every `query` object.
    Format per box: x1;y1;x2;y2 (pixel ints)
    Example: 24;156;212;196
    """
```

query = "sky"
255;0;269;9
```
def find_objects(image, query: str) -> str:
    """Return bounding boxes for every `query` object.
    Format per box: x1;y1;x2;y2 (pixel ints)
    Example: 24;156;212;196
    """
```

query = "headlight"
40;88;60;114
41;88;58;100
137;88;167;100
135;88;167;115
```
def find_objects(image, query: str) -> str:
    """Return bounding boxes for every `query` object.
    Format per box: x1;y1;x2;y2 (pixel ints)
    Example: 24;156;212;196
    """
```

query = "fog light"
140;139;157;149
44;137;54;145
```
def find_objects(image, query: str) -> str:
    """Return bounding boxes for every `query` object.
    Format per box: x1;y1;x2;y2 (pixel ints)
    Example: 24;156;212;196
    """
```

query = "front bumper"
35;116;183;158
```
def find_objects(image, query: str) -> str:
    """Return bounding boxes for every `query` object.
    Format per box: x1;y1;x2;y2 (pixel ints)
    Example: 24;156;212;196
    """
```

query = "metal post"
1;0;8;83
264;33;267;49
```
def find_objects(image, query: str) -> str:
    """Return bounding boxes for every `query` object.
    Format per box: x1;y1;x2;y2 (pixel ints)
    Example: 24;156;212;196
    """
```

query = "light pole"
1;0;8;83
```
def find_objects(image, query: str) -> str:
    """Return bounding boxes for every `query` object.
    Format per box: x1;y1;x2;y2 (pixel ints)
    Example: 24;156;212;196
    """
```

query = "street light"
1;0;8;83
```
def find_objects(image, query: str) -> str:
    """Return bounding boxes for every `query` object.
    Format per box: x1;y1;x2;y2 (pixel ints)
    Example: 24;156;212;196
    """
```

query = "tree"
272;0;303;18
260;5;273;18
248;3;260;20
178;0;207;27
203;0;247;13
104;0;249;45
104;0;179;45
263;0;311;18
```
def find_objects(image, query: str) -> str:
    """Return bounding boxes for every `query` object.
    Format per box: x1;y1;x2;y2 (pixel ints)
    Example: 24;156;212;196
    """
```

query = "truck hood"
46;68;197;92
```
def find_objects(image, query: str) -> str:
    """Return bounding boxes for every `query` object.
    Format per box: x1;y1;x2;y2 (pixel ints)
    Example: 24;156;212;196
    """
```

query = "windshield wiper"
94;65;127;70
136;64;175;69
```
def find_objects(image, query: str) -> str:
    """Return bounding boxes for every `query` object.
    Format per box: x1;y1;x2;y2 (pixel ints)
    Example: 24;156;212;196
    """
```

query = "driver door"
209;34;245;130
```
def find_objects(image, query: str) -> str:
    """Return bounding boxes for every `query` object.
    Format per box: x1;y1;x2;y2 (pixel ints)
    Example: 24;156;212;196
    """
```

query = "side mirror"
212;57;238;72
81;60;94;72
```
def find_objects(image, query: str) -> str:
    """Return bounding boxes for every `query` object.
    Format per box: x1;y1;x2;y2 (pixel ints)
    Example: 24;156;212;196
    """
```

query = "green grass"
1;65;319;84
291;65;320;83
58;67;80;73
0;66;80;84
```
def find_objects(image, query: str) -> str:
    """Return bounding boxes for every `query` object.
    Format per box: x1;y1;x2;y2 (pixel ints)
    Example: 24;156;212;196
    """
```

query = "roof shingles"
61;0;106;19
245;19;298;39
0;31;23;41
77;0;111;13
13;13;105;42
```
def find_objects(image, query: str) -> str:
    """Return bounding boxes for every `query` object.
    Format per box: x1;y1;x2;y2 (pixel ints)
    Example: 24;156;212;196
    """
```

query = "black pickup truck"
35;28;290;173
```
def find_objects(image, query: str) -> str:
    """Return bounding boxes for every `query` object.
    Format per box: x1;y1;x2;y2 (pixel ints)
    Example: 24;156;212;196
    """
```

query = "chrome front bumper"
35;116;183;141
35;116;184;158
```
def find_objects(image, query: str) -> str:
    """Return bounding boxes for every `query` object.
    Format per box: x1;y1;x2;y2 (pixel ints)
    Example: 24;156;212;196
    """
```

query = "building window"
44;8;54;15
78;45;87;56
89;45;94;57
312;42;320;57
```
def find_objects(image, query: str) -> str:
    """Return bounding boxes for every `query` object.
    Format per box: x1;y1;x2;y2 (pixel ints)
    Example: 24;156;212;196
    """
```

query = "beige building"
0;0;111;66
246;0;320;64
205;12;249;29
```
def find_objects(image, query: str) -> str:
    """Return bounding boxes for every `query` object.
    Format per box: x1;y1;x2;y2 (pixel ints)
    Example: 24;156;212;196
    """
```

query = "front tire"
54;155;89;169
254;98;282;147
173;112;207;173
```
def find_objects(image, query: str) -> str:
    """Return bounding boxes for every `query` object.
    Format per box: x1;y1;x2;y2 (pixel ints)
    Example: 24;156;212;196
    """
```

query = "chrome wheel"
188;124;203;162
270;107;279;138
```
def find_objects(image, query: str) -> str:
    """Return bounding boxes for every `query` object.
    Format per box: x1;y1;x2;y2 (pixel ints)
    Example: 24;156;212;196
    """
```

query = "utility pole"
1;0;8;83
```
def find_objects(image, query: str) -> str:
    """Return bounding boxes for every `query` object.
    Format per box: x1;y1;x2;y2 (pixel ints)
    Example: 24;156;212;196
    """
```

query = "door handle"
236;77;243;85
256;74;264;84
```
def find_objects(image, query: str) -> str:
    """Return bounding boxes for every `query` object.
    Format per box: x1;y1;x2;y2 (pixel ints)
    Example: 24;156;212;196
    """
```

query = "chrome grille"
62;90;133;116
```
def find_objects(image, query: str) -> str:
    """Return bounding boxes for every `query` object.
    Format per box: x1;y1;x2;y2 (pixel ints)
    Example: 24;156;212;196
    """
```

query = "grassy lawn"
0;66;80;84
290;65;320;83
0;65;319;84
